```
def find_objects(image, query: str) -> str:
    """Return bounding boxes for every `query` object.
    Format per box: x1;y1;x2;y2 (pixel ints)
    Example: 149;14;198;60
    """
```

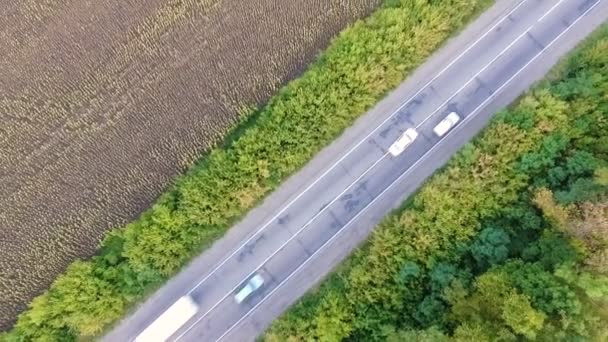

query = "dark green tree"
469;226;511;270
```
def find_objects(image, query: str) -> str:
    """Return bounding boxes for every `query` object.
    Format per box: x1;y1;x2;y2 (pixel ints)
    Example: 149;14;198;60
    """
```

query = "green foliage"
5;0;493;339
555;177;607;204
385;326;448;342
265;24;608;341
429;263;471;293
556;263;608;300
501;291;546;340
470;226;511;270
396;261;423;284
595;167;608;186
501;261;581;317
522;230;580;270
313;294;353;341
7;262;126;341
452;322;495;341
449;272;545;340
414;295;446;327
518;133;570;187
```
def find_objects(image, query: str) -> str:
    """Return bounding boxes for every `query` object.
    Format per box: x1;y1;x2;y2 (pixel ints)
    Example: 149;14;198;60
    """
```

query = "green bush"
1;0;492;340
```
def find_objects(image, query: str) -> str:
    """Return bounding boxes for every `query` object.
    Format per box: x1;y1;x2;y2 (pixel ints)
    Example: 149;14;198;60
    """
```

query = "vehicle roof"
250;274;264;287
446;111;460;120
135;296;198;342
235;274;264;303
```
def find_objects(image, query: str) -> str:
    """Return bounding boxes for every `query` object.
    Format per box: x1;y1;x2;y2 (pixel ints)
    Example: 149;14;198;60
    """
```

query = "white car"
234;274;264;304
388;128;418;157
433;111;460;137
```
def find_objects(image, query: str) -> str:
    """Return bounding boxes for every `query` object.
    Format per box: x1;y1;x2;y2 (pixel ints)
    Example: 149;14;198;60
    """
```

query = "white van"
433;112;460;137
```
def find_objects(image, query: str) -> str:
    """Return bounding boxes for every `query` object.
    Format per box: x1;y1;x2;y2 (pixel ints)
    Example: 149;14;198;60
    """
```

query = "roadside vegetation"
264;24;608;341
1;0;492;339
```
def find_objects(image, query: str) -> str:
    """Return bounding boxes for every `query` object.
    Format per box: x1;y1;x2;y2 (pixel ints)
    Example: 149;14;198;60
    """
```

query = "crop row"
0;0;380;329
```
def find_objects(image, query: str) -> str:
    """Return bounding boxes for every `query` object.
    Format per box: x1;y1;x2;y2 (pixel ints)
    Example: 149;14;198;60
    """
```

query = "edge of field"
1;0;495;340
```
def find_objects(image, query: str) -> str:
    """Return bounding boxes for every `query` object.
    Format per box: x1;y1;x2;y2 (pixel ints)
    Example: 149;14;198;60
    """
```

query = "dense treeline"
264;24;608;341
0;0;492;340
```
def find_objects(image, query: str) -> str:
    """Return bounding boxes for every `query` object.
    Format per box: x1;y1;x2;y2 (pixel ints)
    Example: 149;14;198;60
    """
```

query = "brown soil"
0;0;381;329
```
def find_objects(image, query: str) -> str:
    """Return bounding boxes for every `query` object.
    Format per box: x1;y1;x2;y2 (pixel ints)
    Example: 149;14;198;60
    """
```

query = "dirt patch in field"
0;0;381;329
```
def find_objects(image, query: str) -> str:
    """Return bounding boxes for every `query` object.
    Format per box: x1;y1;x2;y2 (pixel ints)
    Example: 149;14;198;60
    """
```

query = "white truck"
134;295;198;342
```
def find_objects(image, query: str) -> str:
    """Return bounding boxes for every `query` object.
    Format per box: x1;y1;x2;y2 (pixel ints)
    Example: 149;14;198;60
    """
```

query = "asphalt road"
105;1;608;341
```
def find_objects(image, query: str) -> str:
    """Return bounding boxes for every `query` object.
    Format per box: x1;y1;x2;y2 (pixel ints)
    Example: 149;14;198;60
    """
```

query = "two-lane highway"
105;1;608;341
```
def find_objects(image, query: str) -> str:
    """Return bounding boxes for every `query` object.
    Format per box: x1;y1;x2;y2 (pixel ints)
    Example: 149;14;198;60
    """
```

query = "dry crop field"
0;0;381;329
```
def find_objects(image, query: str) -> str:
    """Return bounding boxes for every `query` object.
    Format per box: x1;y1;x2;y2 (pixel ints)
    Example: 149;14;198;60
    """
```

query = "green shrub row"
1;0;493;340
264;23;608;341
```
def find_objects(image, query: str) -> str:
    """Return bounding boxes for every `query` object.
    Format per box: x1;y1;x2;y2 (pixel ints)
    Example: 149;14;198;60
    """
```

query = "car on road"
388;128;418;157
433;111;460;137
234;274;265;304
